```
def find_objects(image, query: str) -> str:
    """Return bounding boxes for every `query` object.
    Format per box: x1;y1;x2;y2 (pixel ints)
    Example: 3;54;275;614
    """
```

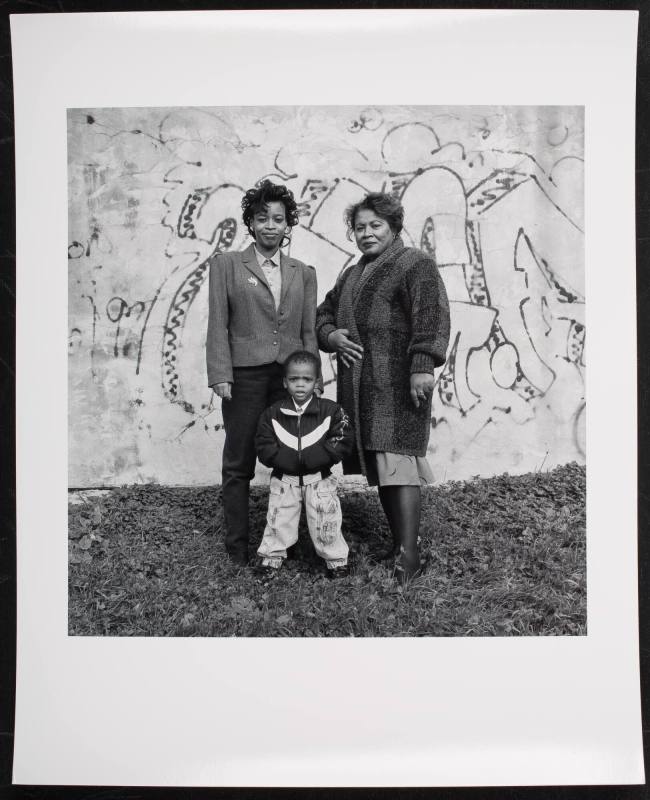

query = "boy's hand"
328;329;363;368
410;373;434;408
328;419;345;442
214;382;232;400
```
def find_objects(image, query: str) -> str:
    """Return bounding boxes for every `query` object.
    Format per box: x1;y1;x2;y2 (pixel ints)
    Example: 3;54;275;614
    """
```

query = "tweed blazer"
316;237;450;475
206;244;319;386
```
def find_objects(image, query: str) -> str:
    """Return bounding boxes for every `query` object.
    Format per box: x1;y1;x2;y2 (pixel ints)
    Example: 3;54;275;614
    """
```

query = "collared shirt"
292;397;313;414
254;245;282;309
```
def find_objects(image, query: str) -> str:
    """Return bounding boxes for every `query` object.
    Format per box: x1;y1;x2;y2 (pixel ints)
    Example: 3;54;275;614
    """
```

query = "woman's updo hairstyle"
241;179;300;237
344;191;405;240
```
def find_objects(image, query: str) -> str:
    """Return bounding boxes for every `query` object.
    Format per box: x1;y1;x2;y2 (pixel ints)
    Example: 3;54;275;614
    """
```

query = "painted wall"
68;106;584;487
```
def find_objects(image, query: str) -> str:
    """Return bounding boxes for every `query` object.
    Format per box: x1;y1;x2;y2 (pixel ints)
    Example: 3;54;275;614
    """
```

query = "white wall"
68;105;584;487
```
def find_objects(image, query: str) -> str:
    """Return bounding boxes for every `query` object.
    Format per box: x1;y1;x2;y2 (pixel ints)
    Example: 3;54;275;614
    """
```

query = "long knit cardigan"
315;236;450;477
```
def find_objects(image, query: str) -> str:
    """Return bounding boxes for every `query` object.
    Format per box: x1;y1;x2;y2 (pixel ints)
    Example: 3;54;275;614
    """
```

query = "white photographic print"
12;9;642;788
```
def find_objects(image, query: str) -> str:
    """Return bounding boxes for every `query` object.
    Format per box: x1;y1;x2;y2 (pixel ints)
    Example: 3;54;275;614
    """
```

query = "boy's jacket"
255;394;353;479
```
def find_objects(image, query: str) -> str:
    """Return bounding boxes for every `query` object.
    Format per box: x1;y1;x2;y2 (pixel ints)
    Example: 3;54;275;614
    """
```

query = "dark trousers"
220;362;286;558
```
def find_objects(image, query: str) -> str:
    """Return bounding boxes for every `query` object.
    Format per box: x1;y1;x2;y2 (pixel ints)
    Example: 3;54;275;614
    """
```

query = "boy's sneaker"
254;560;281;581
327;564;350;580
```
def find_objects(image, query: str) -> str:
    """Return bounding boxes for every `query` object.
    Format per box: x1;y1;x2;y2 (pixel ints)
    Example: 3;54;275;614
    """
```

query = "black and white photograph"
10;8;642;788
67;104;586;637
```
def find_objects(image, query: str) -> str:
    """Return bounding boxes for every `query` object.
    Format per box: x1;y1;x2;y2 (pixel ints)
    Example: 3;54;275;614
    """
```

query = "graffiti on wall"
68;106;584;486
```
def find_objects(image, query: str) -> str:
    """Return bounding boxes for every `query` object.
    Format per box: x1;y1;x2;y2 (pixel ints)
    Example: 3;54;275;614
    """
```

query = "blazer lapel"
241;243;270;289
279;251;297;306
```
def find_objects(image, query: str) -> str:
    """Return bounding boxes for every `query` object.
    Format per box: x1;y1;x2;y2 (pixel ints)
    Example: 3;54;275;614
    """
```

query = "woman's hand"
214;382;232;400
328;329;364;368
410;372;435;408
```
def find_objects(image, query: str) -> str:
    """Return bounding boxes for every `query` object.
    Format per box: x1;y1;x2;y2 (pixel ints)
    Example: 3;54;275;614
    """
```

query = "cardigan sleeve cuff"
410;352;437;375
317;324;338;352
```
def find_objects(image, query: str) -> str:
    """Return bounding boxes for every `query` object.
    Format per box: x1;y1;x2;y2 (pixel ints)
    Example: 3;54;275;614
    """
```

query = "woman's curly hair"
344;191;404;240
241;179;300;236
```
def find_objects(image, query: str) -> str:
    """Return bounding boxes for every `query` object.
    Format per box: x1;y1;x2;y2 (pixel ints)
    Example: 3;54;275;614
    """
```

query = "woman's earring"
281;228;292;249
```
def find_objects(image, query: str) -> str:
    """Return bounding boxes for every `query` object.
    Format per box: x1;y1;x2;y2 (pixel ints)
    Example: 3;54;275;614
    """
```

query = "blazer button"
273;330;278;334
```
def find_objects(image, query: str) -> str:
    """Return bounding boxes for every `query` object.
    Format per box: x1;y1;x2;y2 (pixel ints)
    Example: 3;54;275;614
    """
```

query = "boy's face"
283;362;317;404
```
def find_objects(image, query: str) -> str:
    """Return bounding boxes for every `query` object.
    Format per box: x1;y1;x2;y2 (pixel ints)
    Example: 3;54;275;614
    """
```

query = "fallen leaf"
230;596;255;614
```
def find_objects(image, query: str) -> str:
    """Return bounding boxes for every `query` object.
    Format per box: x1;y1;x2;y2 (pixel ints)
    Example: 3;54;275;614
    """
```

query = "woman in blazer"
206;180;319;566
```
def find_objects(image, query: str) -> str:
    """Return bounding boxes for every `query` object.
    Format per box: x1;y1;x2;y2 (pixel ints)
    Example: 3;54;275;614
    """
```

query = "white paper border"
11;9;643;787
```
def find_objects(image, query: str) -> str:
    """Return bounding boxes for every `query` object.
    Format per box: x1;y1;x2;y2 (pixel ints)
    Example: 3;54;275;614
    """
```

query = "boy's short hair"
283;350;321;378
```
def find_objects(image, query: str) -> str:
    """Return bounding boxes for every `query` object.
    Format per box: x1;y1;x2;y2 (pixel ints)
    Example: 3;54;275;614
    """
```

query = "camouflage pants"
257;474;348;569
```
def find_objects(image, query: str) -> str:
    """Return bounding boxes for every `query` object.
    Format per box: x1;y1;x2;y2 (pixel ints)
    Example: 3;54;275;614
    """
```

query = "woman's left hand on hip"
410;372;435;409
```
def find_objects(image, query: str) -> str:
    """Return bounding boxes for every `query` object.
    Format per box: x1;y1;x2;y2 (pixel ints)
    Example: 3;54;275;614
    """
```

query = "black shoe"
371;542;400;563
227;551;249;567
327;564;350;580
253;561;281;581
393;552;423;585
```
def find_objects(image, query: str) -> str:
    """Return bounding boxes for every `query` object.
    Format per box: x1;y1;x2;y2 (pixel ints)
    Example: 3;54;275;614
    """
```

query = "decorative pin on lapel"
247;276;258;286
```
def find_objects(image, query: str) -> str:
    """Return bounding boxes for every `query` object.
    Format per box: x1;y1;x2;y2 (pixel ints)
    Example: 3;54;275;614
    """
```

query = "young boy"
255;350;353;577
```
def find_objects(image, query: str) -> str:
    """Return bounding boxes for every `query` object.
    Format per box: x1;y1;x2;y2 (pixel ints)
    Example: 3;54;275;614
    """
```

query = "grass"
68;462;586;637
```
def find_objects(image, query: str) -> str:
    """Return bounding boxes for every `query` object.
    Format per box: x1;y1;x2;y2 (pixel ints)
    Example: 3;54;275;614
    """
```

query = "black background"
1;1;647;798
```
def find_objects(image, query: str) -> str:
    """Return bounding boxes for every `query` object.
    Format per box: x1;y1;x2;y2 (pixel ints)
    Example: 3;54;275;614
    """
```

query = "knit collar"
358;234;405;272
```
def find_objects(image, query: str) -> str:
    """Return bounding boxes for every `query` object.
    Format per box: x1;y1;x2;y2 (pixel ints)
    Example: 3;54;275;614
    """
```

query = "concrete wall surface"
68;105;584;487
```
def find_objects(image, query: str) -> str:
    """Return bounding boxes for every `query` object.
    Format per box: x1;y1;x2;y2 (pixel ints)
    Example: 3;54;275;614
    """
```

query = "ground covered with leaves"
69;462;586;637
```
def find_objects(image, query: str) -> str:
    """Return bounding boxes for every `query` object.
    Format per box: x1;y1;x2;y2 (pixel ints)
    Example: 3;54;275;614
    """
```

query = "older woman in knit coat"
315;192;450;581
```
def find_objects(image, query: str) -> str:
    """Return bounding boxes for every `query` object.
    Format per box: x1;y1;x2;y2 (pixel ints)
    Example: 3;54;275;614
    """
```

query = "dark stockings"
377;485;422;578
377;486;400;559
